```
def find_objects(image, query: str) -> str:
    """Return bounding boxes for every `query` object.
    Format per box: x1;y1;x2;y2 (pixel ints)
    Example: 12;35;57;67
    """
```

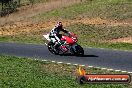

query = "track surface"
0;42;132;72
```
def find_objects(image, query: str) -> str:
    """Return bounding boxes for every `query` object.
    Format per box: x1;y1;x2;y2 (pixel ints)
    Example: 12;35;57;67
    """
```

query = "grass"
0;0;132;50
68;24;132;41
0;29;46;44
0;36;43;44
0;0;57;9
20;0;57;5
0;0;131;87
106;43;132;50
34;0;132;21
0;23;132;50
0;55;130;88
67;23;132;50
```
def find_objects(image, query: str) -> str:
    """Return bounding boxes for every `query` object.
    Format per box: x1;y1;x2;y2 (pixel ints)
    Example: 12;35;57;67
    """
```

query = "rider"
49;22;70;50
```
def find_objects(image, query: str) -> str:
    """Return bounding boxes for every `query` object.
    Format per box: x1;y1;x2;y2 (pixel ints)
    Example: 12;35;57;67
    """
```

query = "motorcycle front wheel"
71;44;84;56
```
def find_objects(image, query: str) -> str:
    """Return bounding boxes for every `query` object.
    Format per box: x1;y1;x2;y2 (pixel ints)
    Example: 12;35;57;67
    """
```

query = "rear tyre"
47;42;59;55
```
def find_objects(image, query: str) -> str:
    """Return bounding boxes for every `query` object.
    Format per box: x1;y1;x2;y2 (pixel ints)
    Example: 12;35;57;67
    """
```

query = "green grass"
0;55;130;88
68;24;132;41
107;43;132;50
0;36;43;44
67;23;132;50
0;0;132;51
31;0;132;51
0;28;48;44
34;0;132;21
0;23;132;50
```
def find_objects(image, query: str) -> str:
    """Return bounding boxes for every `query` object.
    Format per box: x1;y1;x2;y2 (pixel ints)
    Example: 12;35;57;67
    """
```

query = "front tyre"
76;45;84;56
71;45;84;56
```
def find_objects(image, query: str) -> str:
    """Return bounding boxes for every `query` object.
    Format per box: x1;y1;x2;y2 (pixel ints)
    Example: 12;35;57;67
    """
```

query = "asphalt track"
0;42;132;72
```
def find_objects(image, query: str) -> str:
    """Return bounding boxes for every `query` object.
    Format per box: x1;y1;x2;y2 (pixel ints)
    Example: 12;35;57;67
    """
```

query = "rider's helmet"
56;22;63;28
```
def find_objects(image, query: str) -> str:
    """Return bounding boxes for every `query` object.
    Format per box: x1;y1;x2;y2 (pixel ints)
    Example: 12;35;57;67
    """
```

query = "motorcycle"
43;32;84;56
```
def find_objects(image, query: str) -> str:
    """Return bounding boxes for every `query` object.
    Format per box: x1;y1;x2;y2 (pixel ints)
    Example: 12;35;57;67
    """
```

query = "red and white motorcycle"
43;32;84;56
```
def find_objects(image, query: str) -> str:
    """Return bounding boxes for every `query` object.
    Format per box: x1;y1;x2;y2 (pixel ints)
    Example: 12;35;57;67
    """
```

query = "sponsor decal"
76;66;131;84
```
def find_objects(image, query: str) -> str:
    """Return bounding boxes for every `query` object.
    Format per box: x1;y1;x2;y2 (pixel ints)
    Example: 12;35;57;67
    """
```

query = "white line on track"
42;59;48;61
66;63;71;65
34;59;132;74
51;61;55;63
101;68;107;70
107;69;113;71
88;66;93;68
73;64;78;66
115;70;121;72
80;65;85;67
95;67;100;69
128;72;132;74
57;62;63;64
121;71;127;73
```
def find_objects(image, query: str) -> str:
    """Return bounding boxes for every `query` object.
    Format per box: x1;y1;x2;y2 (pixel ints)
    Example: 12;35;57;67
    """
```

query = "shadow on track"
80;55;98;57
60;54;98;57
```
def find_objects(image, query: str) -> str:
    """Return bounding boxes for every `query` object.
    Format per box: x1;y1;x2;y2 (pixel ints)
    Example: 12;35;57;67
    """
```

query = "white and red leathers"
49;22;69;44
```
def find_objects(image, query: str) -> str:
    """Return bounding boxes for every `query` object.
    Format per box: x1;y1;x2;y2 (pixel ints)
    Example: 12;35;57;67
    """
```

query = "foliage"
0;55;129;88
35;0;132;20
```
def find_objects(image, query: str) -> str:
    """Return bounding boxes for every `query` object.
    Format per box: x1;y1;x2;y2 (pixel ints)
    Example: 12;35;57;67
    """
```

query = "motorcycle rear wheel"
48;42;59;55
